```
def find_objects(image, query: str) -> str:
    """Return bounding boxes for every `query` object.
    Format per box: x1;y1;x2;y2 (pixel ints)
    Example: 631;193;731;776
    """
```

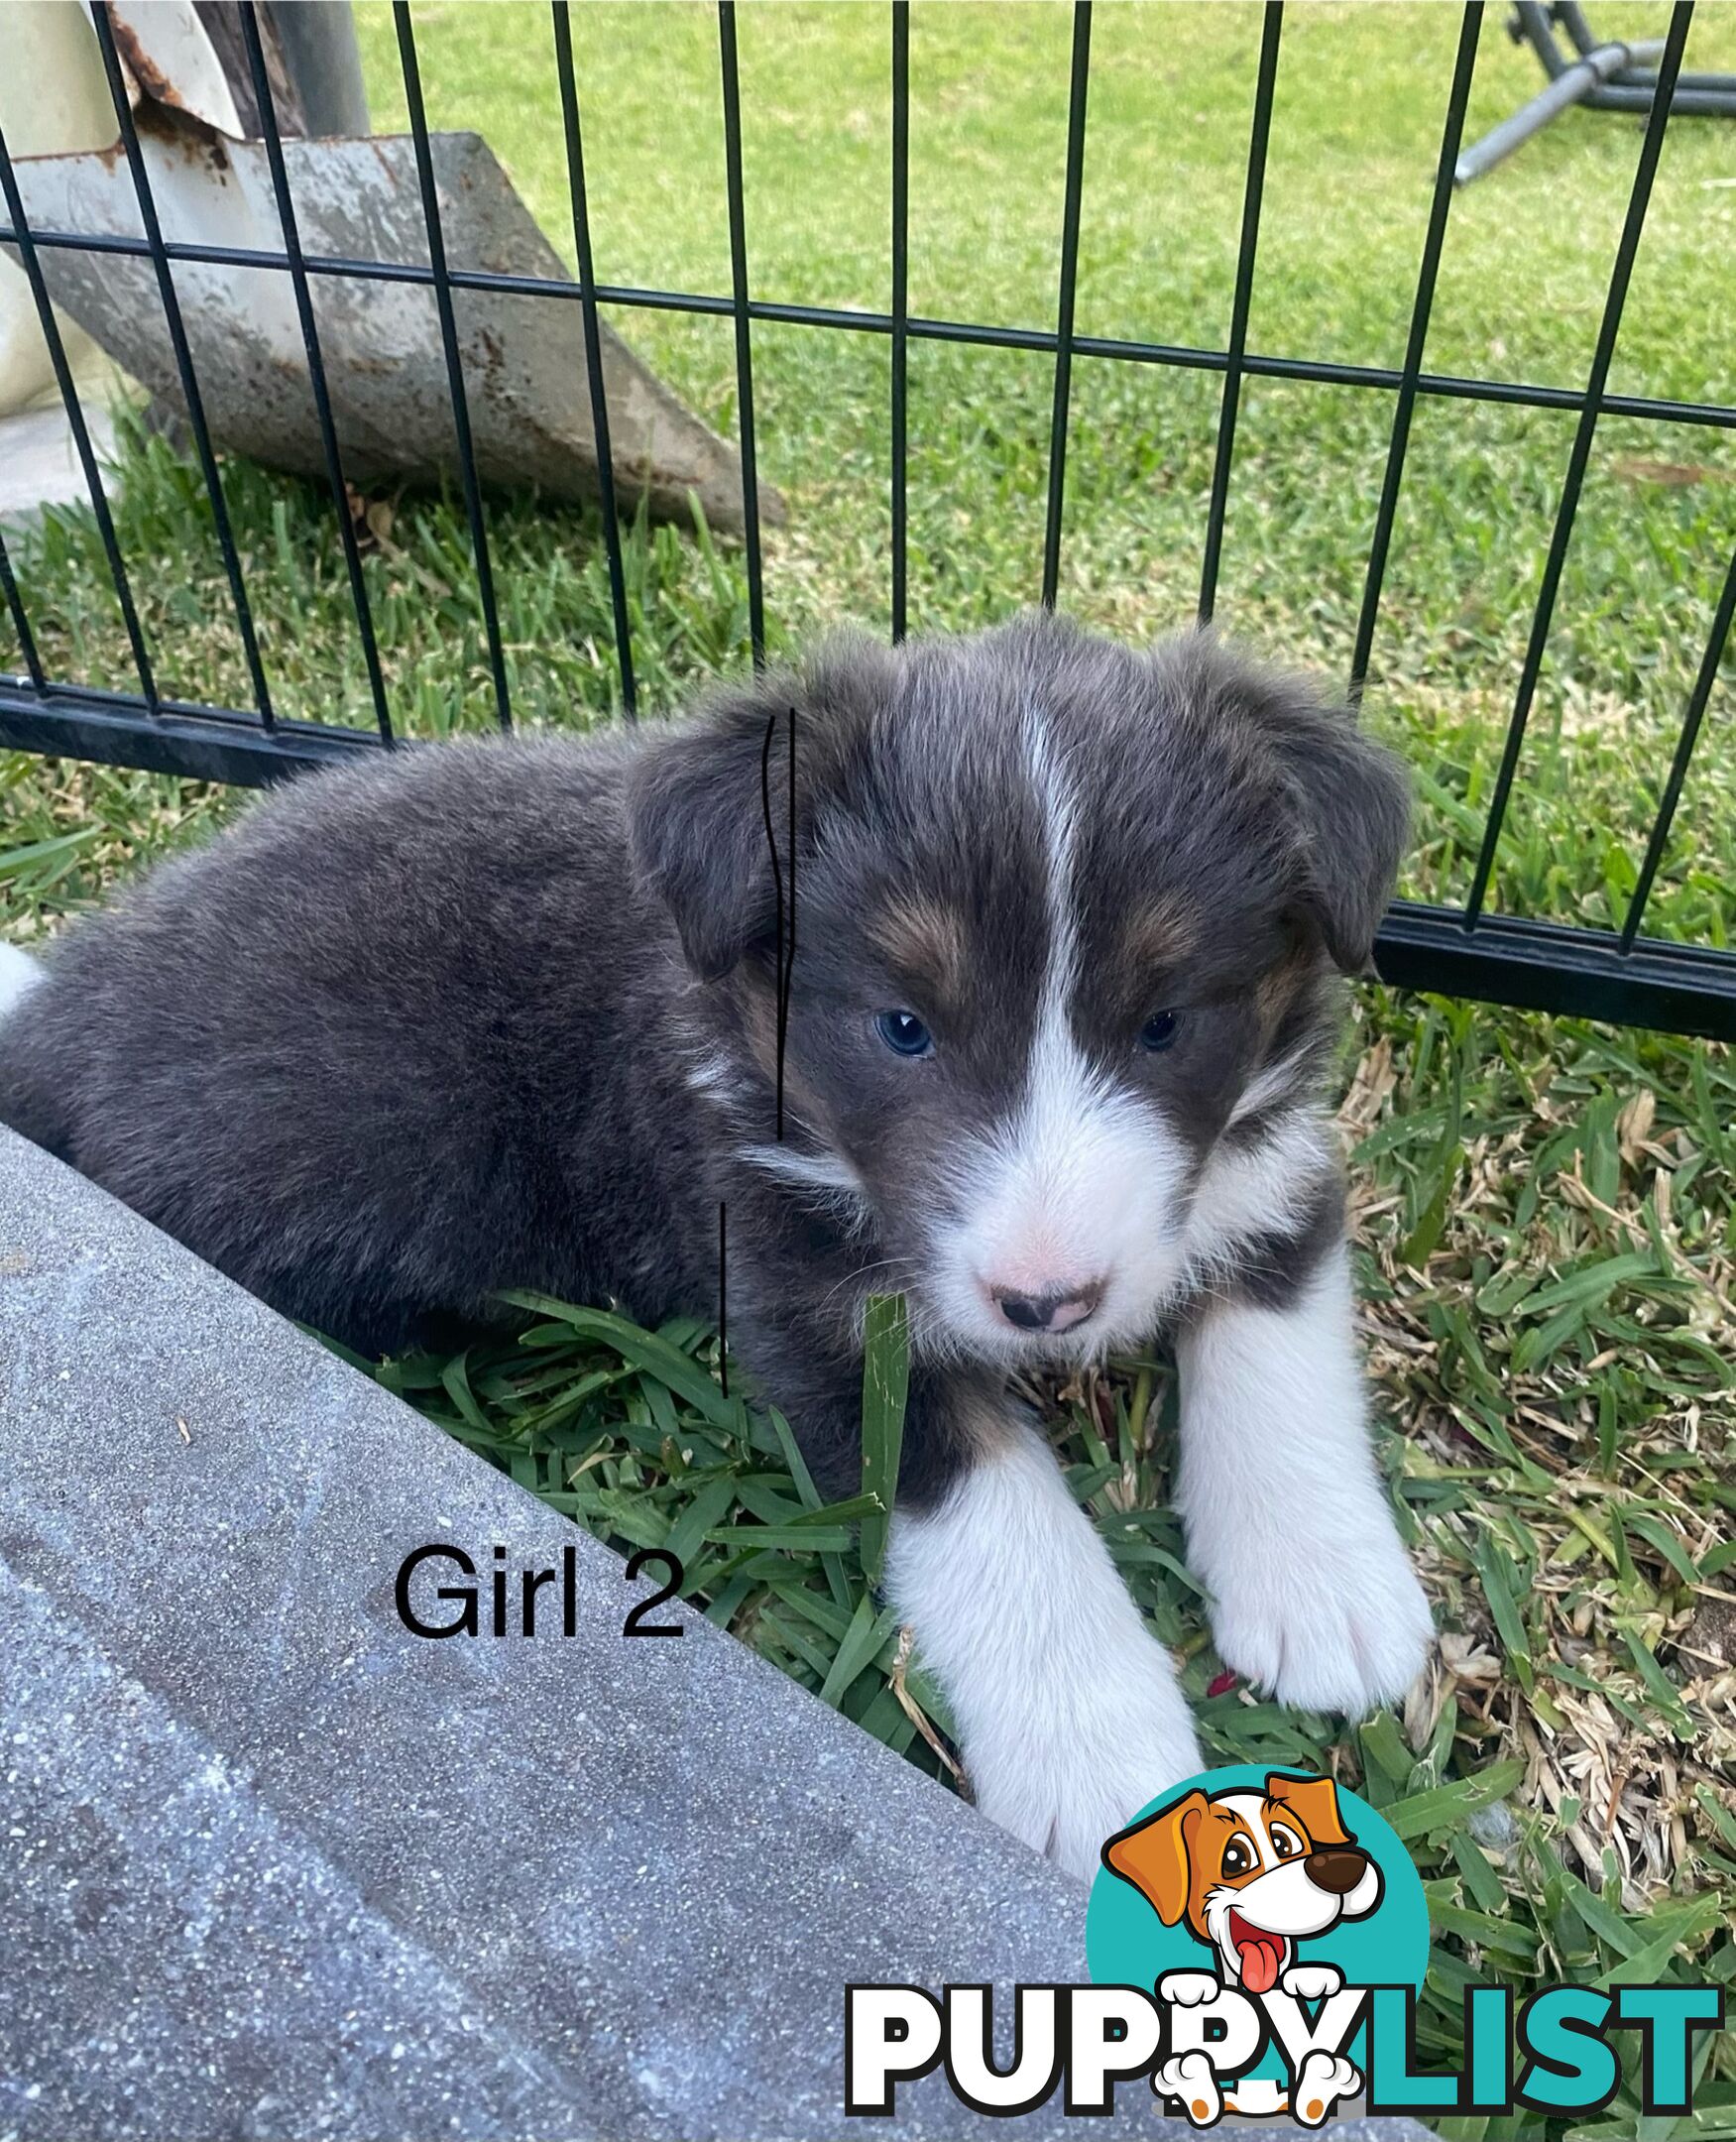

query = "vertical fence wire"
238;1;392;745
890;0;910;644
1463;0;1692;925
393;0;513;732
1198;0;1283;624
0;7;1730;1033
90;0;275;726
718;1;766;666
0;123;159;713
1620;541;1736;952
1348;0;1482;706
1041;2;1093;611
551;0;637;718
0;527;45;693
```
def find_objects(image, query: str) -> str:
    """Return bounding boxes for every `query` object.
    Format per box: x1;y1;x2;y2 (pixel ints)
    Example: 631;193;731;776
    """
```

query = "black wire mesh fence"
0;0;1732;1039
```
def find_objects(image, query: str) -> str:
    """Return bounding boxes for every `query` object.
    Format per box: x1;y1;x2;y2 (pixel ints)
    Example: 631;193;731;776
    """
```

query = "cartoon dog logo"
1102;1772;1384;2126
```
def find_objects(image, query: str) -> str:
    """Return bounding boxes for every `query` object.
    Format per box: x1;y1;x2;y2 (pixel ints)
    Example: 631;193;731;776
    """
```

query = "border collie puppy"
0;615;1432;1878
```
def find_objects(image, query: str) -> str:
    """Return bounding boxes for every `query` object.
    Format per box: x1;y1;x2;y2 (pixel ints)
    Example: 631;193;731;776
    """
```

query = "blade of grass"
858;1293;909;1590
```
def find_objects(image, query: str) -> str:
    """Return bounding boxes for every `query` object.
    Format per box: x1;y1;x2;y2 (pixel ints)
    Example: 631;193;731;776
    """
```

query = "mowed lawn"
2;9;1734;2128
7;1;1735;940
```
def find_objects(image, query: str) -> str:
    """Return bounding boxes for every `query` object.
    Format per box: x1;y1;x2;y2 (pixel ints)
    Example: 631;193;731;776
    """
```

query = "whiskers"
817;1252;911;1321
813;1252;975;1366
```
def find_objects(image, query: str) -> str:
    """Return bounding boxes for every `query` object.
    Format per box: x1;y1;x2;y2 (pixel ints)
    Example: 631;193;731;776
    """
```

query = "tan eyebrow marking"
1254;938;1316;1031
1121;892;1200;978
868;895;966;999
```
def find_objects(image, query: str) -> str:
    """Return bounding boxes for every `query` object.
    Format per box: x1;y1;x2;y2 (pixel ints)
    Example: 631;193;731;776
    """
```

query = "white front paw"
1292;2051;1361;2127
968;1651;1203;1884
1156;1970;1222;2008
1154;2051;1221;2127
1281;1962;1342;2000
1205;1522;1433;1715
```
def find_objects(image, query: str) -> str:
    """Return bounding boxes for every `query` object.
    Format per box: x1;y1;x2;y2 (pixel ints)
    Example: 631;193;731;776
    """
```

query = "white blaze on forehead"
928;704;1190;1356
1024;700;1084;1041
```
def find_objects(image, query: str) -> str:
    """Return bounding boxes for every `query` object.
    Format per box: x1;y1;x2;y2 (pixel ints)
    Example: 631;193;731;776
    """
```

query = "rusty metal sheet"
106;2;250;139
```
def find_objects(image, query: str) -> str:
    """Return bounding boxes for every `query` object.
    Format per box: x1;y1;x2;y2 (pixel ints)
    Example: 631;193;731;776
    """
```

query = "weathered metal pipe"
1455;36;1664;185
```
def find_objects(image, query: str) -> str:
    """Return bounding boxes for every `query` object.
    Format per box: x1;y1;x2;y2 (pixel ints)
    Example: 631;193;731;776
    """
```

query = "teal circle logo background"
1086;1765;1429;2083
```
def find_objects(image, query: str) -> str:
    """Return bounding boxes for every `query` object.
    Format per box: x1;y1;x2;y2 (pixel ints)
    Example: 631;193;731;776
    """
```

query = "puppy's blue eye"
875;1010;932;1058
1139;1010;1182;1053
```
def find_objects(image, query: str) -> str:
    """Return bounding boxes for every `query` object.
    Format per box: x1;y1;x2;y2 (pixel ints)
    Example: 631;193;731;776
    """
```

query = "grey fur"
0;615;1407;1505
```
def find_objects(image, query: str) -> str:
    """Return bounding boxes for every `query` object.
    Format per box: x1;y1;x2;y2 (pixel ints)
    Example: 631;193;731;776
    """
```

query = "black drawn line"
718;1199;729;1400
758;705;800;1140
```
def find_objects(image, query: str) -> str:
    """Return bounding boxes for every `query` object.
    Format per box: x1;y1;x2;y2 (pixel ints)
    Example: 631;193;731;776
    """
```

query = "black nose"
1305;1848;1367;1895
992;1283;1102;1333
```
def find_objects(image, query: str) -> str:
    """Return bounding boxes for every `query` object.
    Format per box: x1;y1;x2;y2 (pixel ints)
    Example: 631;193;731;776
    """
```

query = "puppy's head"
1104;1773;1383;1989
628;614;1408;1362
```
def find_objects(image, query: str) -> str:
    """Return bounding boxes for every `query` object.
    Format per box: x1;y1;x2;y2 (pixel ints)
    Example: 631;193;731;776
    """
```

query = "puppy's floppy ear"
1102;1789;1208;1925
626;637;889;980
1218;644;1412;976
1265;1772;1353;1849
626;684;783;981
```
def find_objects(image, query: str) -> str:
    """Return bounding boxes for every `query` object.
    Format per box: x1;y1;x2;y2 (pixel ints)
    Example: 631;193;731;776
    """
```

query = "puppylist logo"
1092;1765;1414;2125
846;1765;1723;2124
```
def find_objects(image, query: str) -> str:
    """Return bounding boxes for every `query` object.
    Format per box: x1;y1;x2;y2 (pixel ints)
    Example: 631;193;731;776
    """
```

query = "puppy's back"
0;731;652;1349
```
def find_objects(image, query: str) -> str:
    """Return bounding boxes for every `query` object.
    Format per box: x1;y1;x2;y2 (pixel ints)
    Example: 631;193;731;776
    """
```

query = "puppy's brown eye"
1271;1825;1304;1860
1220;1837;1254;1877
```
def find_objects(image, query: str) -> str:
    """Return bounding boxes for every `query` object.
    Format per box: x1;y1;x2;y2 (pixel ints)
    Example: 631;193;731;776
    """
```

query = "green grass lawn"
3;6;1734;2131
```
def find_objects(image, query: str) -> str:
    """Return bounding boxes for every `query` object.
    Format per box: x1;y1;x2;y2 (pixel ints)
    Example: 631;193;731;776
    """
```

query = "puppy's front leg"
887;1394;1201;1883
1176;1241;1432;1714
